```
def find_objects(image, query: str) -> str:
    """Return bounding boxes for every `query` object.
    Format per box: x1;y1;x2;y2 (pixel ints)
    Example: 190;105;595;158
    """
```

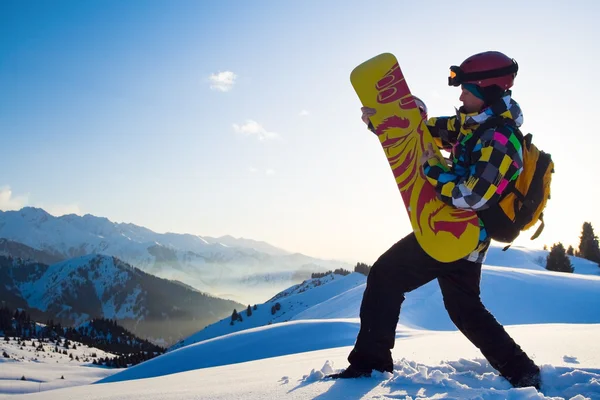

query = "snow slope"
485;243;600;276
169;272;365;351
0;336;118;395
169;253;600;351
98;258;600;384
1;249;599;398
5;323;599;399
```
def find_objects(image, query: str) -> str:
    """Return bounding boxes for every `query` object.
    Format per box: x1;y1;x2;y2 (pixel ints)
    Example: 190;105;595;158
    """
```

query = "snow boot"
326;364;373;379
510;370;542;390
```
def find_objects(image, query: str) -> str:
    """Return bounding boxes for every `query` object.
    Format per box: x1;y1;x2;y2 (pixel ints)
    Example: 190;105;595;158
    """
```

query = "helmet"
448;51;518;89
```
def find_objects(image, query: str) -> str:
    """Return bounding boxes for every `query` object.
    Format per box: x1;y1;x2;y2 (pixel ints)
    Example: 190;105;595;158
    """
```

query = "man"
331;51;541;390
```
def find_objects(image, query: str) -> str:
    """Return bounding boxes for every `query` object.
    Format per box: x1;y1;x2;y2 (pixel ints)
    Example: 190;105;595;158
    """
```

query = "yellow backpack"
470;117;554;249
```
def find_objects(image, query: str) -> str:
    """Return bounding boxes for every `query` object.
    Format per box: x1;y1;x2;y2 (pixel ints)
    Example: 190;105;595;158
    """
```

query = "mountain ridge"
0;207;351;304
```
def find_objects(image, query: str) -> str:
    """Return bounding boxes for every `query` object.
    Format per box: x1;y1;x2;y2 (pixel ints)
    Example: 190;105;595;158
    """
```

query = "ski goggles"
448;66;464;87
448;61;518;87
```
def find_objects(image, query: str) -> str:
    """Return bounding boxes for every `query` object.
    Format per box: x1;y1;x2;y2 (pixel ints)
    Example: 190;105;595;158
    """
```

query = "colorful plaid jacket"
423;93;524;263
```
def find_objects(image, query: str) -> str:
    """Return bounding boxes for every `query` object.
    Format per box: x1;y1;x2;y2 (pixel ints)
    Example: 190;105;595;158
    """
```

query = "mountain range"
0;207;351;304
0;253;242;346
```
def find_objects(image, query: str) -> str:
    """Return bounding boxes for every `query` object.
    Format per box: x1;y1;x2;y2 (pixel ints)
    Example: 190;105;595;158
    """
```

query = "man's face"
459;86;485;113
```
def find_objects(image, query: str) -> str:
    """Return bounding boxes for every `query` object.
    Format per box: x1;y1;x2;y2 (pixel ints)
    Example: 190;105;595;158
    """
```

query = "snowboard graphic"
350;53;480;262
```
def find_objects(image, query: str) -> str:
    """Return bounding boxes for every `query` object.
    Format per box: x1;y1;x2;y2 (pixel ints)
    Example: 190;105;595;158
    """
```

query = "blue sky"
1;0;599;262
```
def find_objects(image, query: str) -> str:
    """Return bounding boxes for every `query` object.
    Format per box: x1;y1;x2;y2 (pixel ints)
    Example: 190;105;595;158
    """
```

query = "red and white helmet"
448;51;518;90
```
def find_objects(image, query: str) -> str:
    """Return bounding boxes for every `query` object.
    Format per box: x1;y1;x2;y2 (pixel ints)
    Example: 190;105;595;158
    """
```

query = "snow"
169;272;365;350
0;248;599;398
2;324;599;399
100;319;363;383
101;285;141;320
171;259;600;351
0;337;118;395
485;243;600;276
15;255;135;317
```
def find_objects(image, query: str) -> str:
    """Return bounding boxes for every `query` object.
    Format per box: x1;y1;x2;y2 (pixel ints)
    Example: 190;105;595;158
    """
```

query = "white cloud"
249;167;258;173
233;120;278;141
0;186;28;211
209;71;237;92
266;169;275;176
299;110;310;116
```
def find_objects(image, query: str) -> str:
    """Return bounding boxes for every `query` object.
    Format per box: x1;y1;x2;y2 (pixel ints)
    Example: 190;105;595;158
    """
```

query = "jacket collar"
455;91;524;130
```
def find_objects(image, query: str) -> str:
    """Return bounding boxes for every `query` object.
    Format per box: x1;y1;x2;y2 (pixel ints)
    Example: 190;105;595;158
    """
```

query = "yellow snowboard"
350;53;480;262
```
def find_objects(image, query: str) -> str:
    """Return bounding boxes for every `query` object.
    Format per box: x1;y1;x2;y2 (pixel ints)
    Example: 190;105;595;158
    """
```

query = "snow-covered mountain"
0;254;242;346
0;207;351;304
0;238;63;265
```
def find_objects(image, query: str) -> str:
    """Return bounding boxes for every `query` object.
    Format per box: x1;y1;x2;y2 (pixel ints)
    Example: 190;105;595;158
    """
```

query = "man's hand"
420;143;438;165
361;107;376;126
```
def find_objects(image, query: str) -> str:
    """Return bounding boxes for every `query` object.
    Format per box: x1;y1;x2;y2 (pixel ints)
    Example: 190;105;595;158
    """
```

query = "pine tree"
546;243;574;273
231;309;238;323
354;262;371;276
578;222;600;263
567;245;575;256
246;305;252;317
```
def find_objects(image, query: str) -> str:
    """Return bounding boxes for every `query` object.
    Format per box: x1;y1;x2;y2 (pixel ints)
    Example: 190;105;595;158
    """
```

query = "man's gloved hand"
361;107;377;133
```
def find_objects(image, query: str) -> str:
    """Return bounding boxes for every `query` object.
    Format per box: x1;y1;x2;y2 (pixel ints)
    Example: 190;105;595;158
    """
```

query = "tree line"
0;307;164;368
545;222;600;273
311;263;372;279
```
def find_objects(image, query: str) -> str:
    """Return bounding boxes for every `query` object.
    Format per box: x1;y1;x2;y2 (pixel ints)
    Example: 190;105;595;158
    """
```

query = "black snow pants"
347;232;538;381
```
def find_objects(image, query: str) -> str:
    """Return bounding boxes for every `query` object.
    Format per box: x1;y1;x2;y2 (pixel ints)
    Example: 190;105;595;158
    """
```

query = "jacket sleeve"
426;116;459;151
422;125;524;211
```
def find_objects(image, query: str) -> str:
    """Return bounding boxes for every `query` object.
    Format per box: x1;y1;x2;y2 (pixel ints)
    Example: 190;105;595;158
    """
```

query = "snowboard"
350;53;480;262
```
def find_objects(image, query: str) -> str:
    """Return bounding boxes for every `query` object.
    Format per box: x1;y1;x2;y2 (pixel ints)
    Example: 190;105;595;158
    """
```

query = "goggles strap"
449;60;518;86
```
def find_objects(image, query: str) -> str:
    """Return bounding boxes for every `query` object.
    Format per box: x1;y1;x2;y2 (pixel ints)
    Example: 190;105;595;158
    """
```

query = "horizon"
2;0;599;262
0;205;593;265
